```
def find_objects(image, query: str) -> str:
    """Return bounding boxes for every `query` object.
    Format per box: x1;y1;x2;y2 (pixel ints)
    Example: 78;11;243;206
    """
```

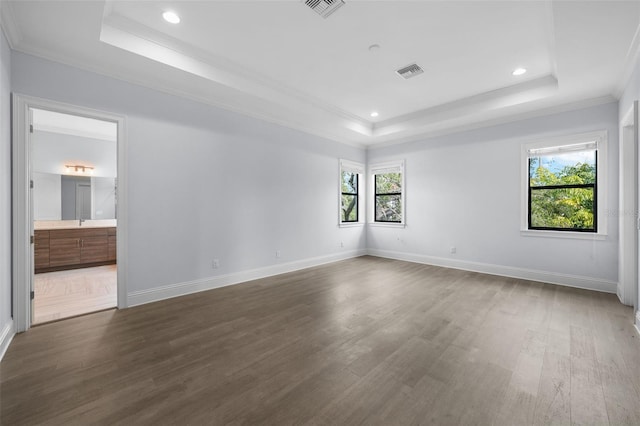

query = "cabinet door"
49;237;82;267
81;236;108;263
34;231;50;269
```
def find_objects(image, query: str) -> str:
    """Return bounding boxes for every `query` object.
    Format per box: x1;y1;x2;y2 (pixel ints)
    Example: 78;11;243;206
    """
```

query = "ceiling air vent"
396;63;424;79
305;0;345;18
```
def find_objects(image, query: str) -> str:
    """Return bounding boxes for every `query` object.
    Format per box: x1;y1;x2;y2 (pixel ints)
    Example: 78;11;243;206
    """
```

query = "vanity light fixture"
65;165;94;175
162;11;181;24
512;67;527;76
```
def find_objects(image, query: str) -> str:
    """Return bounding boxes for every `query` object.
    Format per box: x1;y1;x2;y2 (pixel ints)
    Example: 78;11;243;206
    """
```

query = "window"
371;160;405;224
341;172;359;222
340;160;364;224
522;131;607;236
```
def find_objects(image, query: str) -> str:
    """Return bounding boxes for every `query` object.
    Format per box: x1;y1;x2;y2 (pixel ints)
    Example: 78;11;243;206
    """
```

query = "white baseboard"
0;320;15;362
127;247;618;308
635;311;640;336
616;281;635;306
128;249;367;307
367;249;617;294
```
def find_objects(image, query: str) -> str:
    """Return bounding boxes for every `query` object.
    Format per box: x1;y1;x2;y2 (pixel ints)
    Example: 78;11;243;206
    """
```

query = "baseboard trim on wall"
0;321;15;362
128;249;368;307
635;311;640;336
367;249;617;294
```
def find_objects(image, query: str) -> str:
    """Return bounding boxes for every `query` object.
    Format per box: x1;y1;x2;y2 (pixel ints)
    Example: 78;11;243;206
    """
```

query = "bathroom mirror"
33;172;117;220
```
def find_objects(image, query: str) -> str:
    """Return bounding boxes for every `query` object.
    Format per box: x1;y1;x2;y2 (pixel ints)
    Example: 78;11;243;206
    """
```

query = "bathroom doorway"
30;108;118;324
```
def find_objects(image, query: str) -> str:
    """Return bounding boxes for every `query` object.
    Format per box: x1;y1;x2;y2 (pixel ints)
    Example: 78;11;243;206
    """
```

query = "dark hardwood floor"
2;256;639;425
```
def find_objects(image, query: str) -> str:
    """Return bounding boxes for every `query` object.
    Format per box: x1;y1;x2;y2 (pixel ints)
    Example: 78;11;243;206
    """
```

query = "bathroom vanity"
34;220;116;273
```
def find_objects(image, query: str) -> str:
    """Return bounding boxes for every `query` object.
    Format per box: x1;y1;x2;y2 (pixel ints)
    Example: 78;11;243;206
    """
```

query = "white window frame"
520;130;607;240
369;159;405;227
339;159;365;227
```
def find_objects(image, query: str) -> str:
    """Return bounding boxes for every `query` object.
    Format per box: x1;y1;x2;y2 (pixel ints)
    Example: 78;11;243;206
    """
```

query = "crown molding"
614;19;640;98
0;1;22;48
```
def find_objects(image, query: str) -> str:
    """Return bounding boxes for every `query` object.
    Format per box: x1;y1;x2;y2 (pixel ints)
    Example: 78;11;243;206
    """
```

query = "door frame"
633;100;640;329
12;94;128;332
619;103;638;308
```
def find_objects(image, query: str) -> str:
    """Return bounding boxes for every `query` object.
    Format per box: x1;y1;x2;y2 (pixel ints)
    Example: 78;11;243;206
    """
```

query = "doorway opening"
31;108;118;324
12;94;127;332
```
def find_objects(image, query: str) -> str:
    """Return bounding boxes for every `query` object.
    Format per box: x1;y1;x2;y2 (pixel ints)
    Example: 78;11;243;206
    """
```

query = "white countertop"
34;219;117;230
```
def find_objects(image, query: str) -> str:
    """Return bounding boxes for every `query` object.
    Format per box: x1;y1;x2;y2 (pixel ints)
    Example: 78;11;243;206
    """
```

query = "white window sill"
520;229;607;241
339;222;364;228
369;222;406;228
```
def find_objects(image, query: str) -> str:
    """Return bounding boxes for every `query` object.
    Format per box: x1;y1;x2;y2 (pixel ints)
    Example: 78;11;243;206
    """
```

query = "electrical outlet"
276;250;281;258
212;259;220;269
340;241;344;248
450;247;457;254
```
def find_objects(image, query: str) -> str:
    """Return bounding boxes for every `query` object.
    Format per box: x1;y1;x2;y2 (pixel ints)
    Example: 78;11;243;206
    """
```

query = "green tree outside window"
375;172;402;222
341;171;358;222
529;150;596;231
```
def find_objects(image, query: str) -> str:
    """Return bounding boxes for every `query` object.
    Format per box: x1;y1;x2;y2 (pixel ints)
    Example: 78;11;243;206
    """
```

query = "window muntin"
374;171;402;223
528;144;597;232
341;170;359;222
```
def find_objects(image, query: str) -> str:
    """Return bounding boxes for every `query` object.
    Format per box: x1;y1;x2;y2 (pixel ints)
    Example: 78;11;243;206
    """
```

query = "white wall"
0;29;13;356
368;102;619;291
12;52;367;301
32;130;117;177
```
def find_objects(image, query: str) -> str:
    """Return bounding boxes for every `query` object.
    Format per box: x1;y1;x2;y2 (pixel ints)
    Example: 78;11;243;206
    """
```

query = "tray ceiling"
2;1;639;146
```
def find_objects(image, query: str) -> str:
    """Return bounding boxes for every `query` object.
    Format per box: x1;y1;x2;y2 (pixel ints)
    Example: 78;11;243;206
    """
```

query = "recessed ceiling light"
368;44;381;52
512;67;527;76
162;11;180;24
370;112;379;118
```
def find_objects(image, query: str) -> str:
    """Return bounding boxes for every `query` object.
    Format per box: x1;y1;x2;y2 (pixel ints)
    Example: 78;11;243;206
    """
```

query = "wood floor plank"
570;356;608;425
514;334;546;393
598;361;640;426
2;256;639;425
532;351;572;426
493;390;538;426
494;328;546;425
570;325;598;361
